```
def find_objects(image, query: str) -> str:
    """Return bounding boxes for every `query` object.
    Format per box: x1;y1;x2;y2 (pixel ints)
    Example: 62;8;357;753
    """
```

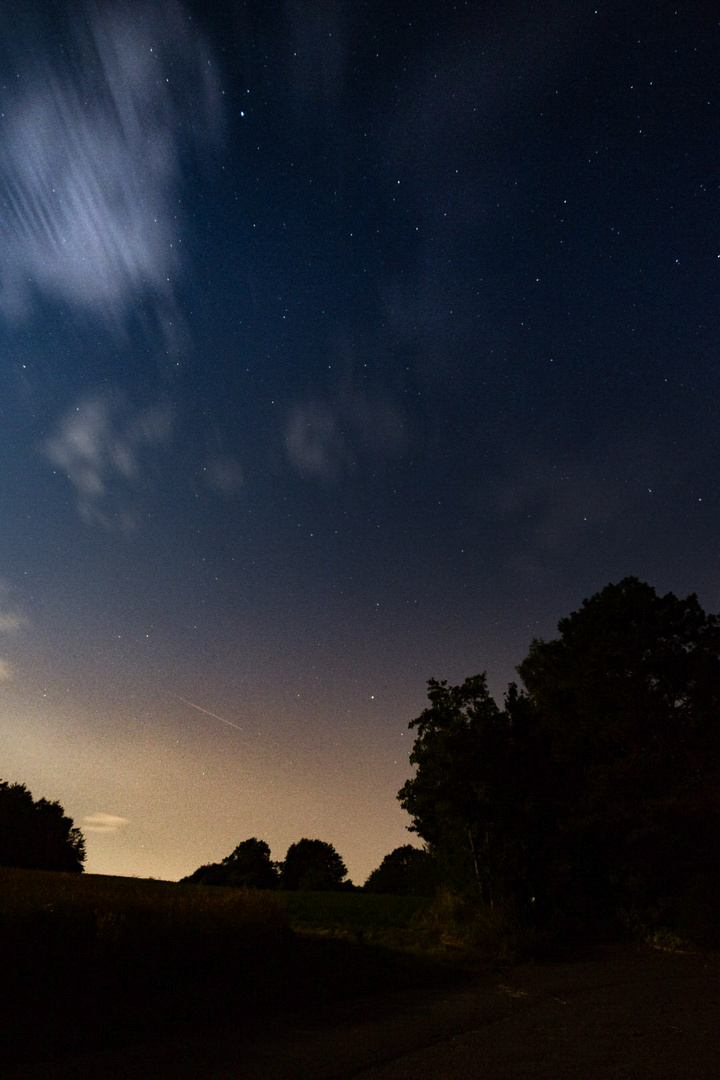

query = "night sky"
1;1;718;884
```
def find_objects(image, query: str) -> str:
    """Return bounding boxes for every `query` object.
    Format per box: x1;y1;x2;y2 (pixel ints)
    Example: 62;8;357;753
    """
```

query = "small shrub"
413;887;525;963
644;927;686;952
617;904;688;952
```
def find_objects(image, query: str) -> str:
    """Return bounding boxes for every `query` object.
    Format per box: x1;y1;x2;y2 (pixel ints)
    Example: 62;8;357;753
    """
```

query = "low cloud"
82;813;130;834
0;0;222;348
0;659;12;682
44;392;174;529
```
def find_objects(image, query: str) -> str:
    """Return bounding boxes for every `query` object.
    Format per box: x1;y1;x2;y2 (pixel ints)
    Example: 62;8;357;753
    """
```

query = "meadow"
0;868;457;1066
279;888;428;944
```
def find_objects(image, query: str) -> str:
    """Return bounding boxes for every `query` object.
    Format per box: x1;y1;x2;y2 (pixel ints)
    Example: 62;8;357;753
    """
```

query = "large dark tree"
0;780;85;873
281;838;348;891
219;838;279;889
398;674;521;904
517;577;720;926
181;837;279;888
398;578;720;938
364;845;439;896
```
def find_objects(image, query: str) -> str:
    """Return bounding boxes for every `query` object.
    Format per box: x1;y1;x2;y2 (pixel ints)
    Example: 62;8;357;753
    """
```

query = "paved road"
356;947;720;1080
26;945;720;1079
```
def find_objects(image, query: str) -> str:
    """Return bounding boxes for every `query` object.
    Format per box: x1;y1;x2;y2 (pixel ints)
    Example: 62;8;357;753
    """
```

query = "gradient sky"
1;1;718;884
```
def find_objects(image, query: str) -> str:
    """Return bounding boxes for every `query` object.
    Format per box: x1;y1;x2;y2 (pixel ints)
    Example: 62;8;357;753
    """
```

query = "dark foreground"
24;944;720;1079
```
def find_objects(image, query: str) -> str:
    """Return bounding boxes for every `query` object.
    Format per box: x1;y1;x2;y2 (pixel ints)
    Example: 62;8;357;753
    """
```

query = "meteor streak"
171;694;244;731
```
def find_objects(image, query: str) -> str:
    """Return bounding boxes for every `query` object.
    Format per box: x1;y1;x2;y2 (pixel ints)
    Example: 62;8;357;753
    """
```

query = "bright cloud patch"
44;391;174;529
0;0;221;348
82;813;131;834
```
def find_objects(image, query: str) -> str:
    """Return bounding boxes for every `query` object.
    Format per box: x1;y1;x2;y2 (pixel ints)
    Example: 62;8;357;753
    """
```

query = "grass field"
0;868;457;1066
279;888;429;945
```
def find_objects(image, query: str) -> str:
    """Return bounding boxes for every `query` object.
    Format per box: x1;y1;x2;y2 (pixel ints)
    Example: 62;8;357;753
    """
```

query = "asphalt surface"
24;944;720;1079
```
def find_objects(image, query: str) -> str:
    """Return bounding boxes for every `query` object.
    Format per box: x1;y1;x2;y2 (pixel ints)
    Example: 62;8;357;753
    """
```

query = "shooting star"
170;693;244;731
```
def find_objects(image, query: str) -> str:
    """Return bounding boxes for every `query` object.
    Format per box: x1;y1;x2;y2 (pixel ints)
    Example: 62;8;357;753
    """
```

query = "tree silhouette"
181;837;279;888
0;780;85;872
399;578;720;937
219;838;279;888
281;838;348;891
364;845;438;895
398;673;519;903
517;577;720;927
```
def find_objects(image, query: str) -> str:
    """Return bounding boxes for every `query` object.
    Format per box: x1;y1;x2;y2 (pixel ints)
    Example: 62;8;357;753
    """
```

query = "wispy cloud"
205;455;244;497
0;582;25;681
82;812;130;834
286;389;406;483
0;610;24;635
286;401;349;483
44;391;174;529
0;0;222;348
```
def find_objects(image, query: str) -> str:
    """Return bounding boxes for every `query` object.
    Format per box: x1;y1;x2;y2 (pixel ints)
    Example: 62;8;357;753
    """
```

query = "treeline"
181;837;350;891
4;576;719;946
180;836;438;895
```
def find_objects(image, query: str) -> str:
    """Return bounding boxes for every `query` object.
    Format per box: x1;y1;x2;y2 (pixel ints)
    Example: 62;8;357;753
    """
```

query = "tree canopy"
0;780;85;873
397;673;518;903
181;837;279;888
181;836;350;891
399;578;720;936
281;838;348;891
363;845;438;895
517;577;720;926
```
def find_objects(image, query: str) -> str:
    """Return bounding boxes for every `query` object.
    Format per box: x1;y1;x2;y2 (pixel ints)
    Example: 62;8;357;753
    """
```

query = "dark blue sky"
1;1;718;882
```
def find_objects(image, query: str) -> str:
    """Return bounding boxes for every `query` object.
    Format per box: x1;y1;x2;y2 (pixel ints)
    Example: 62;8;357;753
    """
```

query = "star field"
0;1;718;883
